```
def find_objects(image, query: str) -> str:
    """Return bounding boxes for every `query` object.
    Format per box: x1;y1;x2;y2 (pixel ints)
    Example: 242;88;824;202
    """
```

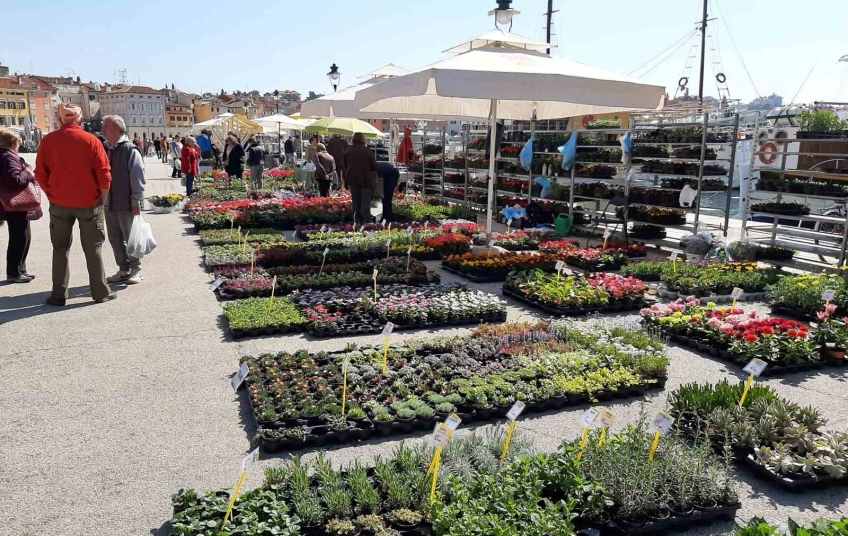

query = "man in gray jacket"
102;115;146;285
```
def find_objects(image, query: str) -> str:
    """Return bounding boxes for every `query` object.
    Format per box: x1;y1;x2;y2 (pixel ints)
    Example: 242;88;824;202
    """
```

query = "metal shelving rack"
405;128;446;200
626;105;740;249
741;130;848;266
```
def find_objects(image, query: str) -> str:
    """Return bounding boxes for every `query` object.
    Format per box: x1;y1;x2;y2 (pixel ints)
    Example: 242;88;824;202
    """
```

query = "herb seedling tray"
502;287;646;317
227;322;306;340
613;500;741;536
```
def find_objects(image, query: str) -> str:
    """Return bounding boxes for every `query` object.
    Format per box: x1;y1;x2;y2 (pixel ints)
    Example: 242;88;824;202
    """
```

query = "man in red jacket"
34;103;116;306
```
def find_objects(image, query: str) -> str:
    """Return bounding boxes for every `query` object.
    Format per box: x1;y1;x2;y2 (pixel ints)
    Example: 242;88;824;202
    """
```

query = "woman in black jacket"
0;128;42;283
224;135;246;185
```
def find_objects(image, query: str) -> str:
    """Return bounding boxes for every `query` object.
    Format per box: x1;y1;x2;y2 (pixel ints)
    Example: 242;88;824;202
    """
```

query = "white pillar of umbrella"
354;42;666;234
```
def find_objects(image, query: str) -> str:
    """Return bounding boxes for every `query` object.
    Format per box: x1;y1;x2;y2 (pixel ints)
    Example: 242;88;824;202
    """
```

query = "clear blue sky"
1;0;846;104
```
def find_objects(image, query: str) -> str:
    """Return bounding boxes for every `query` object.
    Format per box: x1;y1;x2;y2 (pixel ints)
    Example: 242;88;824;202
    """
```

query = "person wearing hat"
34;103;115;305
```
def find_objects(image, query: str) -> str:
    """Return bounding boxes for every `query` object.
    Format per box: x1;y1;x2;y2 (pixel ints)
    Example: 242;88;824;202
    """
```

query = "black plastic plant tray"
613;501;741;536
247;380;663;453
228;322;305;340
565;259;627;272
441;264;508;283
503;287;646;317
769;304;825;322
217;277;436;300
306;311;508;338
661;330;826;377
740;454;848;492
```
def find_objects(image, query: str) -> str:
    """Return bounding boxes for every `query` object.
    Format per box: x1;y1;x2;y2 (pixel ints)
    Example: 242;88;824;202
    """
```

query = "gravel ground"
0;156;845;536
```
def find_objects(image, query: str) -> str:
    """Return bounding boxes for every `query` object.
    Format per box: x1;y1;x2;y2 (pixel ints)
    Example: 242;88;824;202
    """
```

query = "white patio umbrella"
354;42;666;233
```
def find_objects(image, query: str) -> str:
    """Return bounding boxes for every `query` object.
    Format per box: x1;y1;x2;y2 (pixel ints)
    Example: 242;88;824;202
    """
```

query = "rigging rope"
625;29;696;77
713;0;761;99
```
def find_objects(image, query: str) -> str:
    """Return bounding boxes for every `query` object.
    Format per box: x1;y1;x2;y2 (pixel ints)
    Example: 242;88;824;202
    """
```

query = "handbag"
0;180;41;212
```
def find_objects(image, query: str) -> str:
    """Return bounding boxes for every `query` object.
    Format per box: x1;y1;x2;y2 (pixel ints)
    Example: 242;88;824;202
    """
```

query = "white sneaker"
126;269;144;285
107;271;129;283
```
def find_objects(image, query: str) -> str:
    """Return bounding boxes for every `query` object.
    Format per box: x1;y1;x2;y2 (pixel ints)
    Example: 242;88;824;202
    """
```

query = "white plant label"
507;218;513;227
822;289;836;301
388;222;392;230
581;408;600;427
359;225;365;233
452;226;459;234
209;277;225;291
407;247;413;255
373;269;379;280
385;239;392;248
320;225;327;233
731;287;744;299
322;247;329;257
230;362;249;391
743;358;768;377
241;447;259;472
381;219;386;227
342;357;351;374
603;228;612;239
488;240;496;247
382;322;395;335
432;423;451;446
506;401;526;421
670;251;679;260
366;231;372;238
444;413;462;431
598;409;616;427
649;411;675;436
406;226;413;235
555;260;566;272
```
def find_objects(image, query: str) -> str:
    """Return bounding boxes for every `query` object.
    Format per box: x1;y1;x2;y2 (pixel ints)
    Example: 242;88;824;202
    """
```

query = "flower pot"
822;347;846;360
647;507;670;523
668;502;694;518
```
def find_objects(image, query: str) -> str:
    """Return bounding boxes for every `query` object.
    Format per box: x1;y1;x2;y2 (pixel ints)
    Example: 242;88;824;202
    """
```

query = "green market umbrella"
304;117;384;139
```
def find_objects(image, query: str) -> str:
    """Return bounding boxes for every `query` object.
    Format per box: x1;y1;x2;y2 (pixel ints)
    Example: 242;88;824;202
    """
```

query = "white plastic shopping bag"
126;215;157;258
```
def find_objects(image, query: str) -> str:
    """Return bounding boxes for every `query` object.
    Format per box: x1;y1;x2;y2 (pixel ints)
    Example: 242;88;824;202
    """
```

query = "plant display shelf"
405;128;446;200
751;190;848;203
630;107;740;241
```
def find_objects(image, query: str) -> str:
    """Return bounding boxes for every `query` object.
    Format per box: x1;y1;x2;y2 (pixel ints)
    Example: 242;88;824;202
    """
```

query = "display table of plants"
767;272;848;320
734;516;848;535
503;270;648;316
170;386;751;536
639;297;844;375
222;283;507;339
669;379;848;491
441;251;560;282
291;283;507;338
242;321;668;452
470;228;559;251
622;260;781;301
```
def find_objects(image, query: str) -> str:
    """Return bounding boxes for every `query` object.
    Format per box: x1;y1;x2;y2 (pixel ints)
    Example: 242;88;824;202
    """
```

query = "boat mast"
698;0;708;104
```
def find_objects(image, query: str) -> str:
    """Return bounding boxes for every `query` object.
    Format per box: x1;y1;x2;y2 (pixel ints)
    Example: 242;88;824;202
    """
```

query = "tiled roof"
113;85;161;94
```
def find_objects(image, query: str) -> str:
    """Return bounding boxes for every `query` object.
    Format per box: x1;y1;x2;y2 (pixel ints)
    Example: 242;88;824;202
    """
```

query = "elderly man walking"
34;103;116;305
102;115;146;285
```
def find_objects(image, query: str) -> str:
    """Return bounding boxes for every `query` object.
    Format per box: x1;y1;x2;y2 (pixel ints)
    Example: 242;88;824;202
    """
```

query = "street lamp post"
273;90;281;157
327;63;341;93
488;0;519;29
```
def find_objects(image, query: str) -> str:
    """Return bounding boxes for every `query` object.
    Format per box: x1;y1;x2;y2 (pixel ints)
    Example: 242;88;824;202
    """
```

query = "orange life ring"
582;115;595;128
759;142;778;165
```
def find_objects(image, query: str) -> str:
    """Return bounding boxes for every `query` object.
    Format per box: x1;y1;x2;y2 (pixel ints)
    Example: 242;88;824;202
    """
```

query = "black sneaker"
45;296;66;306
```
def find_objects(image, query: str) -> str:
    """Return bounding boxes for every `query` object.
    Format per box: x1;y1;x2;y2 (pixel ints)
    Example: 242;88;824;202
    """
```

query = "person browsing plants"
34;103;116;306
102;115;146;285
344;132;376;225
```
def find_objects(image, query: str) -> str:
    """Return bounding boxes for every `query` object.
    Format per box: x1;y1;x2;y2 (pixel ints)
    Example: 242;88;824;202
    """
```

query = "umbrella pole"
485;99;499;236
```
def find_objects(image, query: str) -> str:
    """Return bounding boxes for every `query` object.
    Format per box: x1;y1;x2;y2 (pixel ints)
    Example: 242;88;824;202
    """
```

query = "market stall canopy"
358;63;410;80
354;44;666;120
443;28;551;54
190;113;263;146
300;81;378;118
304;116;384;139
253;114;313;132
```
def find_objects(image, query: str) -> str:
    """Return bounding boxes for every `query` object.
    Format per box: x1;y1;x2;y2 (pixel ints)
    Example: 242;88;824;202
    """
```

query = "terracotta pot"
823;347;846;359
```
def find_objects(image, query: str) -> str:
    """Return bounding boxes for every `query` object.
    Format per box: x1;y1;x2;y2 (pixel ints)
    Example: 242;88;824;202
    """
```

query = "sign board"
382;322;395;335
581;408;600;427
230;362;249;390
506;401;526;421
743;358;768;377
432;423;451;446
241;448;259;472
649;411;675;435
444;413;462;431
822;289;836;301
731;287;744;299
209;277;224;291
597;409;616;427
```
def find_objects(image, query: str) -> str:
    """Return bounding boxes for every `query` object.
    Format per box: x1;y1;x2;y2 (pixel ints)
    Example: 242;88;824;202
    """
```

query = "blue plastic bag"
534;177;551;198
558;132;576;171
501;205;527;220
519;137;534;171
619;129;632;163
